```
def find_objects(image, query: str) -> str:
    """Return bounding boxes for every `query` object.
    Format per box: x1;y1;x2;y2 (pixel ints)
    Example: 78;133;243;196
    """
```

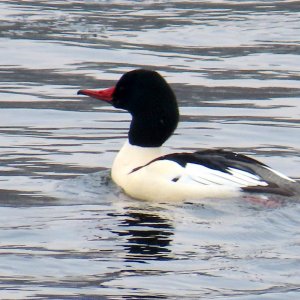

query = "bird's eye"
118;85;125;92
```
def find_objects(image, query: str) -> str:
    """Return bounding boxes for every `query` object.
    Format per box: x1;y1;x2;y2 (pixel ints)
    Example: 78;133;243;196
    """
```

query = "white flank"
182;163;267;187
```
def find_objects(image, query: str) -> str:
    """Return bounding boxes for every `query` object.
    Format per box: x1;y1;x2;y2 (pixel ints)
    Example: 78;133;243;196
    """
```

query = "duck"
78;69;300;201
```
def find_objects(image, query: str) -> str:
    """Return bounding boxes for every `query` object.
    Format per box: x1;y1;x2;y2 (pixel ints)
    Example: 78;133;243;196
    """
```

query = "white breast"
111;140;163;188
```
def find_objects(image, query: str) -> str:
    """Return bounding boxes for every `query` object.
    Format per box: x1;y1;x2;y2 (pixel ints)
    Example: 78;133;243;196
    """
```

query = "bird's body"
78;69;300;202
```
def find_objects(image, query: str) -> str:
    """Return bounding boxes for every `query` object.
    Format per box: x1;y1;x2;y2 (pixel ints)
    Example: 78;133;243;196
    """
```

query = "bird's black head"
112;69;176;113
78;69;179;147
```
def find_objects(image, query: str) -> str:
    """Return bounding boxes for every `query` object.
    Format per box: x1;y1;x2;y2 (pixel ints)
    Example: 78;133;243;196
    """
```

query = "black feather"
154;149;266;176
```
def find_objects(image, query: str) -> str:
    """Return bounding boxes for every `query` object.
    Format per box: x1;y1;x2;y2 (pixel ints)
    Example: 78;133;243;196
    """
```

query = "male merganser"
78;69;300;201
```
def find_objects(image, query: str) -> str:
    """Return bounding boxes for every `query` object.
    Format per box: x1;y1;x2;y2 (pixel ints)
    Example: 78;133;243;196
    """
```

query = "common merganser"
78;69;300;201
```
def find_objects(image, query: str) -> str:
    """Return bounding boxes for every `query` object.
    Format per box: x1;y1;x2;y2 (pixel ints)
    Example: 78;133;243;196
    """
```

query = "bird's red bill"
77;86;115;102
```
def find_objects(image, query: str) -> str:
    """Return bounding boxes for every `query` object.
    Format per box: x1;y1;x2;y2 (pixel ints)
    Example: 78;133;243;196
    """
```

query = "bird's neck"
128;111;178;147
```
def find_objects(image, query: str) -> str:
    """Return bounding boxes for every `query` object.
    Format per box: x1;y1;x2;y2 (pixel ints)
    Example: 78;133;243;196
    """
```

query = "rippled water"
0;1;300;299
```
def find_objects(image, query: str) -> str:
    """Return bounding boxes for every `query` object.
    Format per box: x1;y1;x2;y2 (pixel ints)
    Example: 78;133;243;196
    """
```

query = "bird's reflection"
112;207;174;261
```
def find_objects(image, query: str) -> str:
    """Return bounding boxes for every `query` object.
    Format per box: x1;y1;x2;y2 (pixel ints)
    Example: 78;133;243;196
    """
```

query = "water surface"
0;1;300;299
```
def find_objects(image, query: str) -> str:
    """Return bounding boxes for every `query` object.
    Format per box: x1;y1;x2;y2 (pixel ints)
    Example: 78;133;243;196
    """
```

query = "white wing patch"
177;163;268;188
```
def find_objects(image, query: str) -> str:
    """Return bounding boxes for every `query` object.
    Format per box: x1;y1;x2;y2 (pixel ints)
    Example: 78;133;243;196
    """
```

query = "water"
0;0;300;298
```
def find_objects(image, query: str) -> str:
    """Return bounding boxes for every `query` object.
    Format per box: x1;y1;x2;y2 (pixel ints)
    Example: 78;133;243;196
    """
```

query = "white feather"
181;163;267;188
227;167;268;186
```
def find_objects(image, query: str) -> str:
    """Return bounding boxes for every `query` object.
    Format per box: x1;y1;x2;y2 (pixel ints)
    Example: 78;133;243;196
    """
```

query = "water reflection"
112;208;174;261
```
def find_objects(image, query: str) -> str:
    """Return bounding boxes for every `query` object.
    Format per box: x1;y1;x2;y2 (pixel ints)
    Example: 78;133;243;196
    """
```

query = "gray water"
1;1;300;299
